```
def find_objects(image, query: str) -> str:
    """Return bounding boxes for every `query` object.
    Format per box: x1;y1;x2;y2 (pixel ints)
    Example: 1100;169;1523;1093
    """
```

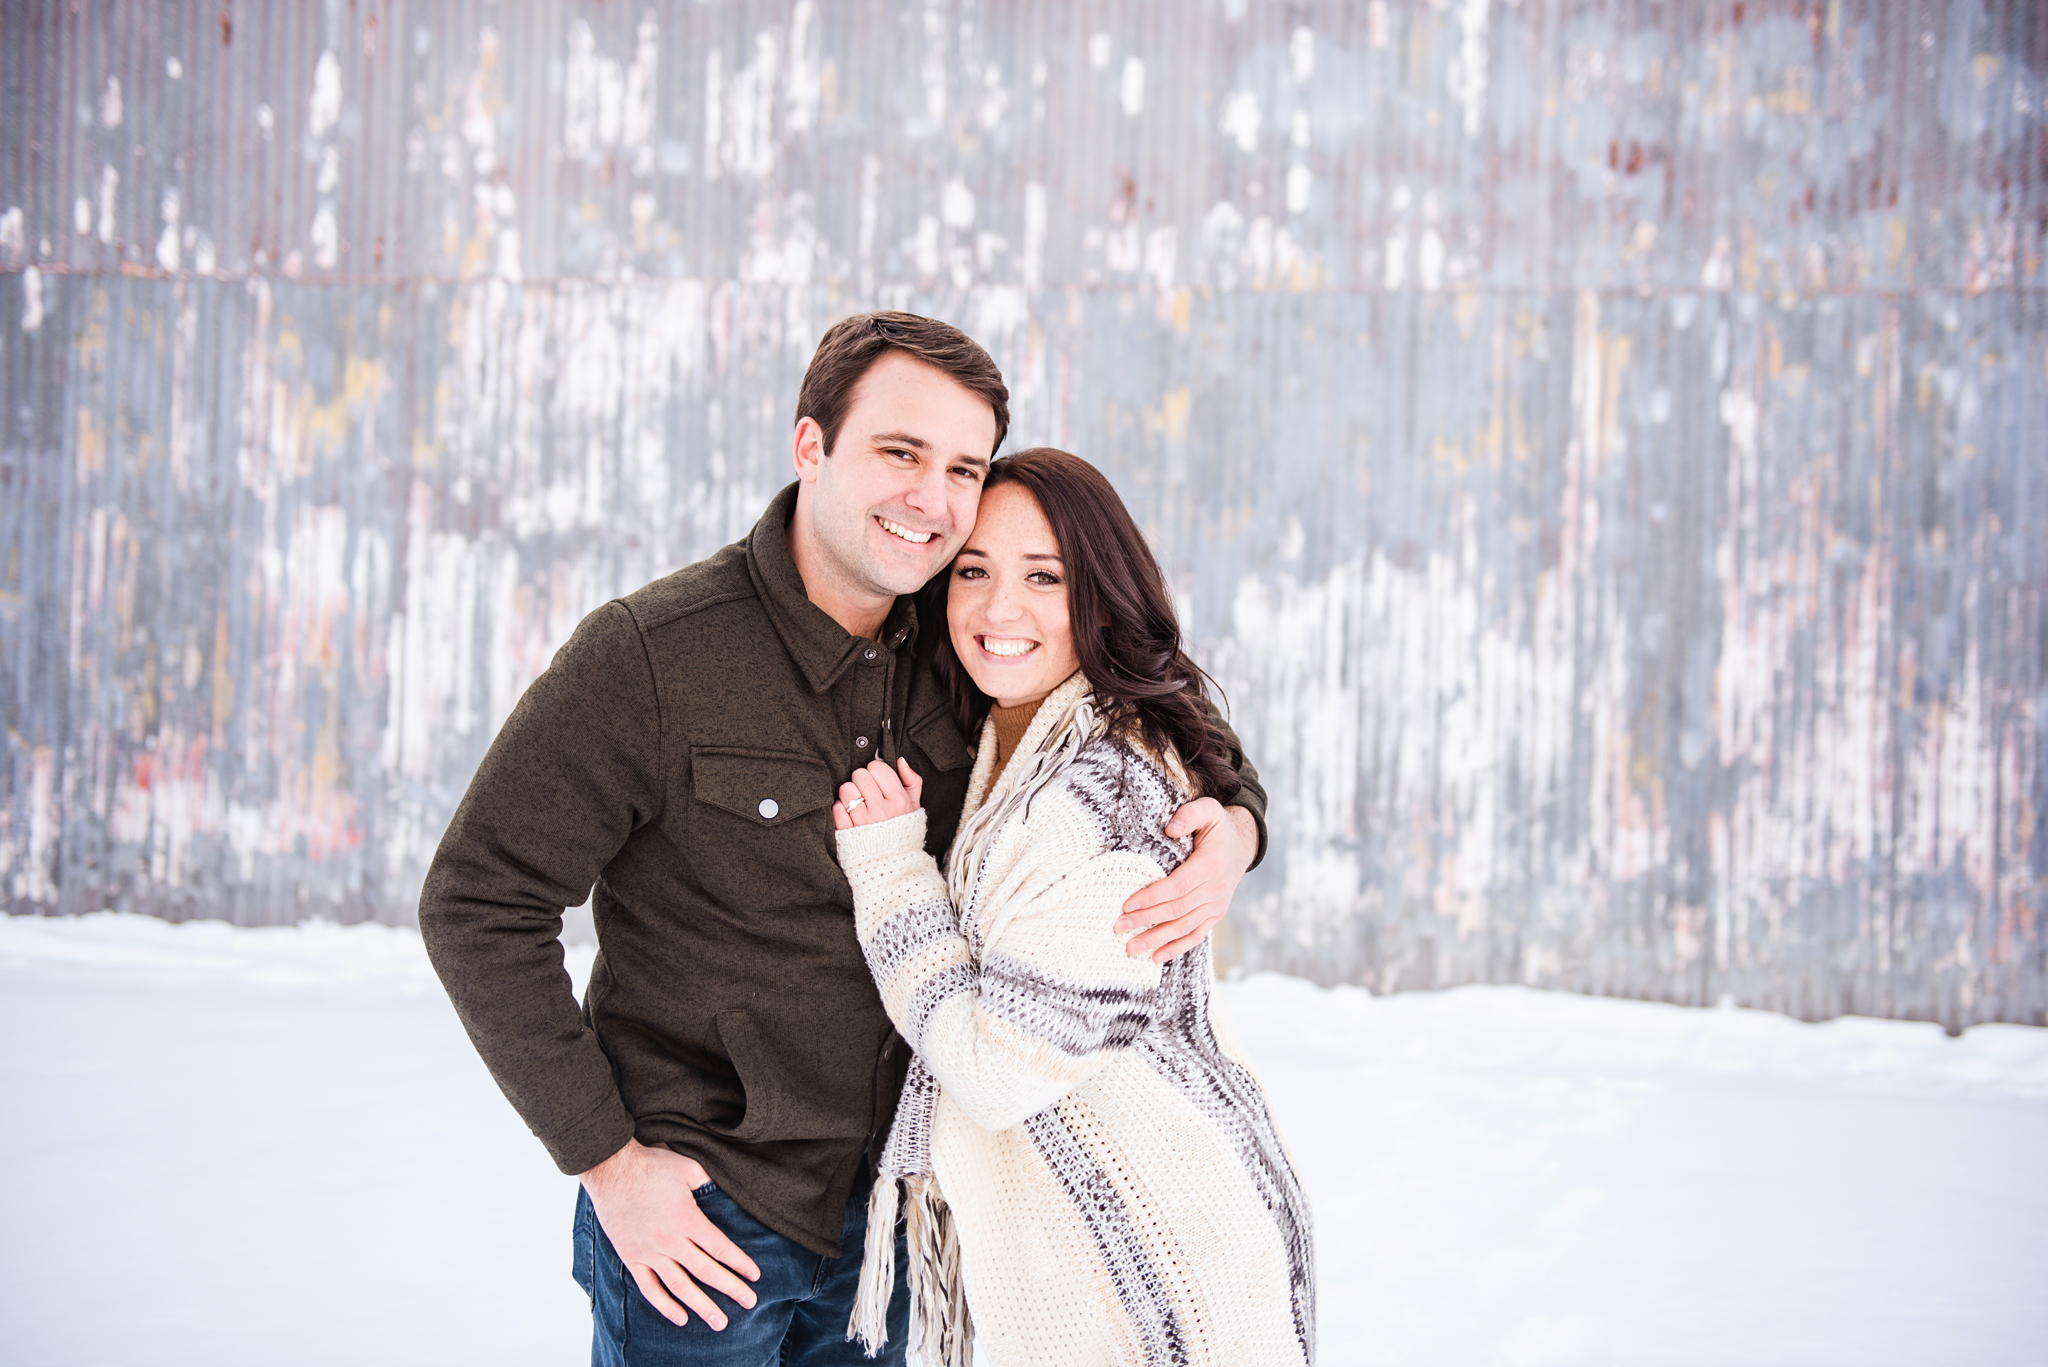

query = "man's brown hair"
796;311;1010;458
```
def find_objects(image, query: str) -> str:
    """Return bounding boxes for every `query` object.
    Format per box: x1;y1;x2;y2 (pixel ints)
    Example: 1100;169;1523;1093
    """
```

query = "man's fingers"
675;1239;760;1309
1163;795;1225;840
684;1213;763;1284
1128;900;1222;954
653;1256;737;1332
1121;864;1215;919
1122;893;1195;938
628;1262;694;1329
1143;924;1216;964
1119;871;1218;930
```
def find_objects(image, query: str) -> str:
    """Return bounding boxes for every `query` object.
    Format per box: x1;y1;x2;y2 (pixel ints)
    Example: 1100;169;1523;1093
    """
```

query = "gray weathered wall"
2;0;2043;1028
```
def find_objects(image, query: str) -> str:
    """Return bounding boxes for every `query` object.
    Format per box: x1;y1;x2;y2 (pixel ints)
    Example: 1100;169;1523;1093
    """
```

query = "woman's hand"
833;757;923;830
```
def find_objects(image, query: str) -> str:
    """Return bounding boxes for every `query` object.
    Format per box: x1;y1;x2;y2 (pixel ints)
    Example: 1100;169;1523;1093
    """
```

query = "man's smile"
876;515;937;545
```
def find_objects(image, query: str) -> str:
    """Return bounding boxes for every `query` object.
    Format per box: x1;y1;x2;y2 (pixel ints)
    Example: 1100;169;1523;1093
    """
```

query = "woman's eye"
955;565;987;580
1027;571;1062;586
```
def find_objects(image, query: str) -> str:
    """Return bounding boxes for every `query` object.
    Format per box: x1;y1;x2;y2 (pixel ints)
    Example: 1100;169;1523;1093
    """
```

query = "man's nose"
902;461;950;517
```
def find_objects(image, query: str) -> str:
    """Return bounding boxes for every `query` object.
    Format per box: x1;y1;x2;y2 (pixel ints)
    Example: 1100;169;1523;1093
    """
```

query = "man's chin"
869;545;957;594
859;557;947;599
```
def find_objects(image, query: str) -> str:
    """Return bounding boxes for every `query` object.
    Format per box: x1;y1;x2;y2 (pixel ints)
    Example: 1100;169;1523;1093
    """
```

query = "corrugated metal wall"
2;1;2043;1028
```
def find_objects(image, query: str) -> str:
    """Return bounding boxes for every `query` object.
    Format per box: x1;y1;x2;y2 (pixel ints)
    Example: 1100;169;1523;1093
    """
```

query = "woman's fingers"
848;766;889;814
837;760;923;825
863;759;906;803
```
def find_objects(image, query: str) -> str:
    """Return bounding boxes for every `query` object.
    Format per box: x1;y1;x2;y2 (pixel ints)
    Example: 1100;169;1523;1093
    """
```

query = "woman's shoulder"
1041;727;1192;865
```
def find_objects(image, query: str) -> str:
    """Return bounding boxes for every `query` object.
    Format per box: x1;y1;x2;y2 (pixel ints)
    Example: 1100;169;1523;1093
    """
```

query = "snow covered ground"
2;914;2043;1367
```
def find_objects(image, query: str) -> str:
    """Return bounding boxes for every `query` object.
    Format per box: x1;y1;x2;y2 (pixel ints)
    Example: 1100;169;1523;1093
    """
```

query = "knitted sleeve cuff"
833;805;929;870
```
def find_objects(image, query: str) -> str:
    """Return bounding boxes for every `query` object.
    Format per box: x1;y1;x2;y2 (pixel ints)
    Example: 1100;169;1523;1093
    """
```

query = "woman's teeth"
878;517;935;544
981;637;1036;657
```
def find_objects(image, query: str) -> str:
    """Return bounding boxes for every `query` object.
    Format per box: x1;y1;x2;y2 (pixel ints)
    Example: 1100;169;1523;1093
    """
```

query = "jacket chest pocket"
688;747;844;910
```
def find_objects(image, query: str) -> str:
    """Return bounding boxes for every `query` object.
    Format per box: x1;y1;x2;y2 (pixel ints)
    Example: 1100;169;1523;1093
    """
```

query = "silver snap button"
864;647;878;661
757;798;779;819
855;735;870;749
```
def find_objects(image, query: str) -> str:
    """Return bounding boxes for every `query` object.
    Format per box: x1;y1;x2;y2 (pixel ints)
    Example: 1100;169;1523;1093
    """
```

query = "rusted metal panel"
1;1;2042;1028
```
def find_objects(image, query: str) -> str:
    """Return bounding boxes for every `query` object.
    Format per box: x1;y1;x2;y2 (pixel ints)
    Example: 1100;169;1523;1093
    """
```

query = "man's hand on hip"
579;1138;762;1329
1116;799;1259;963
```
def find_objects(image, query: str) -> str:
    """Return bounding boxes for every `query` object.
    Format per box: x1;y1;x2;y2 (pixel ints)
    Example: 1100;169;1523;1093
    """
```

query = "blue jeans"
572;1172;909;1367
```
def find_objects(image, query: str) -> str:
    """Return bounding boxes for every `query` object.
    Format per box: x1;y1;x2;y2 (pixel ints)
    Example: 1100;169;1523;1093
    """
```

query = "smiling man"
419;313;1267;1366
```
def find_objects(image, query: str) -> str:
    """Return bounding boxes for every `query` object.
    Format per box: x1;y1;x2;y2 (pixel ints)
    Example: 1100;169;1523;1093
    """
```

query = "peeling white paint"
308;51;341;137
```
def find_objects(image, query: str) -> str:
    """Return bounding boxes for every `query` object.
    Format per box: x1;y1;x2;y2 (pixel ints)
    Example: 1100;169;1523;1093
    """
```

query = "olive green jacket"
419;484;1267;1255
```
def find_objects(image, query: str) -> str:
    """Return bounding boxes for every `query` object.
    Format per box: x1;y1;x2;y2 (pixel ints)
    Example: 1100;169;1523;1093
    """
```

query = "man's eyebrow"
867;430;931;451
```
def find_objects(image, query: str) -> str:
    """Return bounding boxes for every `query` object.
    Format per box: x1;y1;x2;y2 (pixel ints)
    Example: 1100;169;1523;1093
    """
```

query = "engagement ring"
844;795;864;811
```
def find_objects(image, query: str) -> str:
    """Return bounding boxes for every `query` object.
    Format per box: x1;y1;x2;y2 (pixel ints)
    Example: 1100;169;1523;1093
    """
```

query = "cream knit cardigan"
835;671;1315;1367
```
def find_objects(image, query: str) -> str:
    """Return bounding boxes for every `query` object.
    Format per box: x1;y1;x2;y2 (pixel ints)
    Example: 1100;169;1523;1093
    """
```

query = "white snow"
2;914;2043;1366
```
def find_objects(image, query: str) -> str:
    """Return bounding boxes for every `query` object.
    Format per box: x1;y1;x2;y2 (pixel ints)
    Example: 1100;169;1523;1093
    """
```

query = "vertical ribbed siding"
0;1;2043;1029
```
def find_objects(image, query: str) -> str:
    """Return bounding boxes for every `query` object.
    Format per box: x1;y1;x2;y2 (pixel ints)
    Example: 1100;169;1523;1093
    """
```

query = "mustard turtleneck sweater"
988;697;1048;784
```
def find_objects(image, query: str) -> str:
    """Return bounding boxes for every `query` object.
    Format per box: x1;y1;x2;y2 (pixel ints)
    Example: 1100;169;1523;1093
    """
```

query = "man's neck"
787;505;894;640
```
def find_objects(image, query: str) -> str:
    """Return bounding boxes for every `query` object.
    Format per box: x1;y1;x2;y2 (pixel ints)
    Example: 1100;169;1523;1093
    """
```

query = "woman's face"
946;482;1082;709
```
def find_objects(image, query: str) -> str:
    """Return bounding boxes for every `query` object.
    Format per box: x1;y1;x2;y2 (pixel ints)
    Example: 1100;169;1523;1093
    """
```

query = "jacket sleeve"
1202;692;1270;870
836;806;1169;1133
418;601;659;1175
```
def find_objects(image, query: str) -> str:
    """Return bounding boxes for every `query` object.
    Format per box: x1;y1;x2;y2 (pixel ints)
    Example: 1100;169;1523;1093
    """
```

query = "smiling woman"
830;449;1314;1367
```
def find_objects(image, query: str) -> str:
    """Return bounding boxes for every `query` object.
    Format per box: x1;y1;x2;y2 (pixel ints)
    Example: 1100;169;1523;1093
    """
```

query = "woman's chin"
961;654;1036;705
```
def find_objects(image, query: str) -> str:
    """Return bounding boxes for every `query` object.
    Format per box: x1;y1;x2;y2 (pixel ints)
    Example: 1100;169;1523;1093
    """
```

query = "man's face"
794;351;997;602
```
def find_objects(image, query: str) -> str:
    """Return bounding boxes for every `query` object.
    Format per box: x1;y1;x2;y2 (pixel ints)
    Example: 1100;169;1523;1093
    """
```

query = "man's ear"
792;416;827;484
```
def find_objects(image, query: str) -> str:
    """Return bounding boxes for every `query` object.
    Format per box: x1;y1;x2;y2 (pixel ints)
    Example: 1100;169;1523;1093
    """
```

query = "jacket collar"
747;483;920;694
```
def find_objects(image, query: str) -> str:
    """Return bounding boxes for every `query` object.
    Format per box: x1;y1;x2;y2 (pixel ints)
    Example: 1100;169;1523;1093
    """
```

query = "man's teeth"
878;517;935;544
981;637;1036;657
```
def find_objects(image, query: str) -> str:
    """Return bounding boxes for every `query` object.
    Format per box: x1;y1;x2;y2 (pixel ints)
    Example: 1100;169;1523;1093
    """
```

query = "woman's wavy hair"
924;447;1241;802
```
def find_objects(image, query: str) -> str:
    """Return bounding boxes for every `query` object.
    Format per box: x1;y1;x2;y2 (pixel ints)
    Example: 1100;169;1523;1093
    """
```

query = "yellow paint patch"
1172;288;1191;333
1974;54;2000;85
1142;388;1191;443
76;407;105;474
211;606;234;745
1453;289;1481;335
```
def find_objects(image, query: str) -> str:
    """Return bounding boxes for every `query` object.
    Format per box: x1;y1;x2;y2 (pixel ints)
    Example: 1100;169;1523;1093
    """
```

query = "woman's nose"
983;579;1024;623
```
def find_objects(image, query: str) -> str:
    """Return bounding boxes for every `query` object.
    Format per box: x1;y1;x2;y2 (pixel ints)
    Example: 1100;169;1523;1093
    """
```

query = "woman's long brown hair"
923;447;1242;802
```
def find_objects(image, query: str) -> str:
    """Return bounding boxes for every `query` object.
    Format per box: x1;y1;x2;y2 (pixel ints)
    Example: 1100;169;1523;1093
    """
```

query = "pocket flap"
908;707;975;772
692;747;835;826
